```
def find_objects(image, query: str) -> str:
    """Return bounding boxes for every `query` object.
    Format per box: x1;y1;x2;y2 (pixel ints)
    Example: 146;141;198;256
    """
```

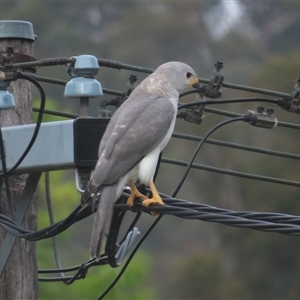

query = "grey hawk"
82;61;199;259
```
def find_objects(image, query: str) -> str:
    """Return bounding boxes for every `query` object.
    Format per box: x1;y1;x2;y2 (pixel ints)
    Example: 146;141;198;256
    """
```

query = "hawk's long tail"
90;183;117;260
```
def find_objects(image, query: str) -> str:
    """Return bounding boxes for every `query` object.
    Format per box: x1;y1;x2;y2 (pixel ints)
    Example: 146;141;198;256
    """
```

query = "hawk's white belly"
116;98;177;198
138;108;176;185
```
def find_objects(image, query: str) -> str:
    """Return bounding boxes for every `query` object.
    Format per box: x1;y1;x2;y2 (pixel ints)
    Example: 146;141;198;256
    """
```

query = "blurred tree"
241;1;300;52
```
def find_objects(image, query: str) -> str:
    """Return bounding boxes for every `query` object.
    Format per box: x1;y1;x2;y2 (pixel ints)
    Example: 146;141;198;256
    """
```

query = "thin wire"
177;97;280;110
32;107;78;119
172;116;246;197
45;172;64;277
172;132;300;161
203;106;300;130
161;158;300;188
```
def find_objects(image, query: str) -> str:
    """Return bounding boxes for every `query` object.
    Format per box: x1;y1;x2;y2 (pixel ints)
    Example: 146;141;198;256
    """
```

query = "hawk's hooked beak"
190;77;200;90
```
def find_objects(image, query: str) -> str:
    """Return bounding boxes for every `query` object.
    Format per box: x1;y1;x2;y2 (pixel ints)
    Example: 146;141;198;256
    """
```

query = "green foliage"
170;252;249;299
171;252;222;299
38;250;155;300
251;52;300;93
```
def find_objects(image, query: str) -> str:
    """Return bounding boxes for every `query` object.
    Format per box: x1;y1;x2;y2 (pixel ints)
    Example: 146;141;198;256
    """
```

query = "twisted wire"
115;195;300;236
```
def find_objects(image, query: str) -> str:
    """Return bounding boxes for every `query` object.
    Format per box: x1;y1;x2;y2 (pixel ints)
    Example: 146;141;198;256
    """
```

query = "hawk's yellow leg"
126;180;148;206
126;180;164;210
142;180;164;207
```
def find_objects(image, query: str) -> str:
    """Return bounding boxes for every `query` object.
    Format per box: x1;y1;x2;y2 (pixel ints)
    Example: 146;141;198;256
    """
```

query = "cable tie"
115;227;140;265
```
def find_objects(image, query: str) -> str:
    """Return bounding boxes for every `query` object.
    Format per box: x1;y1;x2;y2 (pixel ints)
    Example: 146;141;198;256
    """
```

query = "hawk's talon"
126;180;148;207
141;198;164;216
141;198;164;207
126;180;164;216
127;193;148;207
150;211;159;216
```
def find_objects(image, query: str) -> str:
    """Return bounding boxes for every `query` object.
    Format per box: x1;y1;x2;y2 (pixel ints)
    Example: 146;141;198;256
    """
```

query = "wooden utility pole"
0;21;38;300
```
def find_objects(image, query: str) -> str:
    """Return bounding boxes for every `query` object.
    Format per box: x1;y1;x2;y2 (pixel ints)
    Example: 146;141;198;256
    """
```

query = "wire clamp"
278;77;300;114
244;106;278;129
177;103;205;125
201;61;224;98
289;77;300;114
104;74;138;109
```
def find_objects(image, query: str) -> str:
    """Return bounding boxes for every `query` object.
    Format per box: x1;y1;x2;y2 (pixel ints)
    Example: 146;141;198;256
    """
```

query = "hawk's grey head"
139;61;199;97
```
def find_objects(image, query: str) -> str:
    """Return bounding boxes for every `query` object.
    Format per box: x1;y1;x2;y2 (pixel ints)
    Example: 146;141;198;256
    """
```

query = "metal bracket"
0;120;75;174
0;117;109;175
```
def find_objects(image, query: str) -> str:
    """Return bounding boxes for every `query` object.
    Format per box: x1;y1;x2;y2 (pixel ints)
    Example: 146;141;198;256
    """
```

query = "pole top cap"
0;20;36;41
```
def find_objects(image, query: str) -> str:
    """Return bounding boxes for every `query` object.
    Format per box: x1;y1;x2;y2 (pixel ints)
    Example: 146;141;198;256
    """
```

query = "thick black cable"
118;198;300;235
0;203;87;241
29;204;85;241
3;194;300;242
0;73;45;176
3;189;300;284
